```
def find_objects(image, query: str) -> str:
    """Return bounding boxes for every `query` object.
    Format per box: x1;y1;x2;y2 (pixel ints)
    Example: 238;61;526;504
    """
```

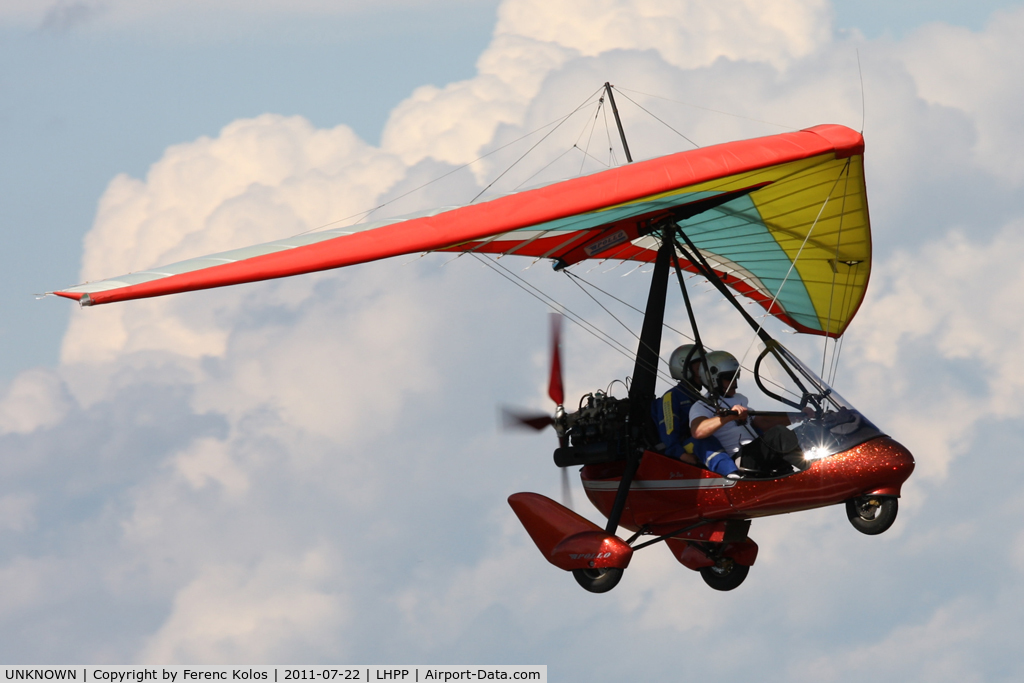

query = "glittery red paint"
580;437;914;535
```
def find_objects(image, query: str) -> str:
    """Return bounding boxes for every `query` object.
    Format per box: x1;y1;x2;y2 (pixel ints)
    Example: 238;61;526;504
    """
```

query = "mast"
604;82;633;164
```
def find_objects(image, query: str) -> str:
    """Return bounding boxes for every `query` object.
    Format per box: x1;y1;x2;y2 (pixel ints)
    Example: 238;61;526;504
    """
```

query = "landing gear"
572;567;624;593
846;495;898;535
699;559;749;591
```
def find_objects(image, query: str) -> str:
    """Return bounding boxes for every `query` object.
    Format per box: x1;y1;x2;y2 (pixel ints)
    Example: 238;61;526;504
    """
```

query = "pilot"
688;350;806;478
653;344;735;475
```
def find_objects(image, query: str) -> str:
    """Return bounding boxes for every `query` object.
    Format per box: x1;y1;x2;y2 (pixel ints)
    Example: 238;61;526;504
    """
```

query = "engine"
553;391;632;466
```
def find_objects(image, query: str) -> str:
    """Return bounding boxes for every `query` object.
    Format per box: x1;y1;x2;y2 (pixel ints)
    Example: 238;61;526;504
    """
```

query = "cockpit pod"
754;341;881;457
752;341;915;533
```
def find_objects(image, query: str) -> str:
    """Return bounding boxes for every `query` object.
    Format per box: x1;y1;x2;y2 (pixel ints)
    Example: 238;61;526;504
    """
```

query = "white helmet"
669;344;701;383
699;350;740;391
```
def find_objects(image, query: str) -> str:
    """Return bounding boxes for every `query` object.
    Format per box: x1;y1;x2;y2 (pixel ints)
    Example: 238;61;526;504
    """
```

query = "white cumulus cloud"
4;0;1024;674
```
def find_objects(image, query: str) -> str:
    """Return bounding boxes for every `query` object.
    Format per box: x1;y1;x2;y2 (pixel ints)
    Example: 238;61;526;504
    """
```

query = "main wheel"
846;496;898;535
572;567;624;593
699;560;749;591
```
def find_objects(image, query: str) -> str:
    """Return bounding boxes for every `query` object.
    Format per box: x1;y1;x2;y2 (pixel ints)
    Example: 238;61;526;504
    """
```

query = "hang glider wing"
53;124;870;338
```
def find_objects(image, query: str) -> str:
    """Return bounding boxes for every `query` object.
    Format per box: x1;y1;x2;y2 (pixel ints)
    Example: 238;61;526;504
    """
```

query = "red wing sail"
54;124;870;337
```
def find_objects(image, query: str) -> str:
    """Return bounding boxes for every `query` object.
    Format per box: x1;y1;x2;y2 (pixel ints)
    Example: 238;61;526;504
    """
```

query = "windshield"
752;342;884;459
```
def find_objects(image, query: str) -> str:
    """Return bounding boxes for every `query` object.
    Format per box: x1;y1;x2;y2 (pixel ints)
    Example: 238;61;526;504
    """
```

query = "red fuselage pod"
580;437;915;534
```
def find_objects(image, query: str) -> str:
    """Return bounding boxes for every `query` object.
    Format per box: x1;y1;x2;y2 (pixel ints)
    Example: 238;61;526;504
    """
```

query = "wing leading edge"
54;124;870;338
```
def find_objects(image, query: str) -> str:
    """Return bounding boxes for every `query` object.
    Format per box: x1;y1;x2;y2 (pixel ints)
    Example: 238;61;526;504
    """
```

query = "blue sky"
3;0;1024;677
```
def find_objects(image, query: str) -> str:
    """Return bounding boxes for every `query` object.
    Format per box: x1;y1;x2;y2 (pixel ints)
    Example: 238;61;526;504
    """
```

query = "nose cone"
850;436;915;496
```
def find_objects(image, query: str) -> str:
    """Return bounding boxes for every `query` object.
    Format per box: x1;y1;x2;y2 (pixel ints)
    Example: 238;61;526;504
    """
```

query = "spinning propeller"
500;313;573;508
547;312;564;408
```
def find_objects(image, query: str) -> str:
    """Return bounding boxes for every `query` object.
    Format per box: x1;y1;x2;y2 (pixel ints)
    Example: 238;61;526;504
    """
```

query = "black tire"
572;567;624;593
846;496;898;535
699;560;749;591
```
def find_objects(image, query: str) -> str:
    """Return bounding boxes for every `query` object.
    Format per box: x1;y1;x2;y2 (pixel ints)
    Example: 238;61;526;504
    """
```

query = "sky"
3;0;1024;677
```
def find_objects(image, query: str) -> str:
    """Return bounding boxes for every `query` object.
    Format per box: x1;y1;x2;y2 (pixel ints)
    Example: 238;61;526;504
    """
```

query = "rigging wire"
470;88;605;204
827;259;861;386
575;257;803;400
572;260;803;401
564;270;693;343
470;253;624;357
577;97;605;176
510;147;576;193
574;146;612;170
565;267;647;349
815;49;868;385
857;48;866;134
821;160;852;378
511;99;613;192
288;87;605;238
472;247;805;402
291;83;794;244
472;253;644;364
612;89;701;149
468;253;677;385
615;87;798;131
573;95;604;148
601;99;619;167
829;332;846;386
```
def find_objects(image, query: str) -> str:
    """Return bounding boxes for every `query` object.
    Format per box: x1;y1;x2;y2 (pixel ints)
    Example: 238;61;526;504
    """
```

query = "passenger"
688;350;808;478
652;344;723;469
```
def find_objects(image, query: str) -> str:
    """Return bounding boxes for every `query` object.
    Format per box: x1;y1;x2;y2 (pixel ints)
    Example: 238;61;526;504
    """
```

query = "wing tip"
801;124;864;158
53;291;95;306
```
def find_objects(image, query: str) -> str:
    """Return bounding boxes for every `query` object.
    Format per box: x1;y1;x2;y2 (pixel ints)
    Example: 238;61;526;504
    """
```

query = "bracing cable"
468;253;677;385
616;87;798;131
612;89;700;149
470;87;606;204
290;96;603;239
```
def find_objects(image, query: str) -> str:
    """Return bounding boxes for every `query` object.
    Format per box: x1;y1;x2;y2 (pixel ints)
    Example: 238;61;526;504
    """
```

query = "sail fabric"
54;123;871;338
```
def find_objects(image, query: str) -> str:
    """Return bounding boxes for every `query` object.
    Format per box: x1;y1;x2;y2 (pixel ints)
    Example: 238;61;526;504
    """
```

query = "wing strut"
604;223;672;535
669;248;712;401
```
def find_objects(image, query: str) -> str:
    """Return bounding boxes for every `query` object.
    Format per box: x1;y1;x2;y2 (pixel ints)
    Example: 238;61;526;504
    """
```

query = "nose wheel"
846;496;898;535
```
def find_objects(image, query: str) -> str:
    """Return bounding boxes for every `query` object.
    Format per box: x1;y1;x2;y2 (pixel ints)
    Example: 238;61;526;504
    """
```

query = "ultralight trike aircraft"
51;84;914;594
